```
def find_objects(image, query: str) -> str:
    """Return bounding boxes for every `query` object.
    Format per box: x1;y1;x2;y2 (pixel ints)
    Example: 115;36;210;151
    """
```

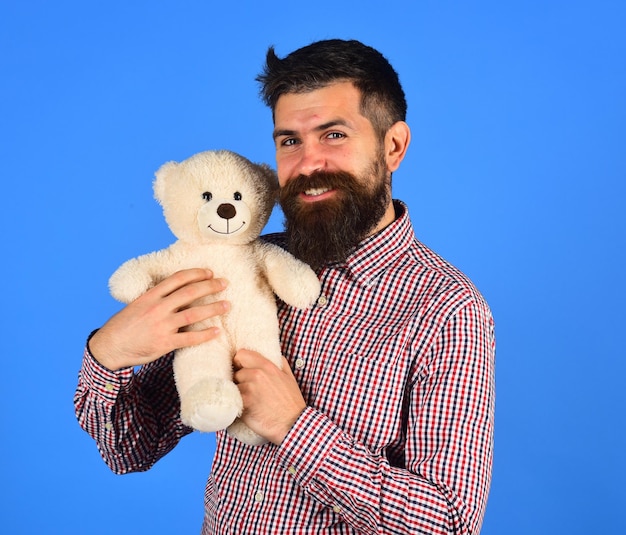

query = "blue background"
2;1;624;533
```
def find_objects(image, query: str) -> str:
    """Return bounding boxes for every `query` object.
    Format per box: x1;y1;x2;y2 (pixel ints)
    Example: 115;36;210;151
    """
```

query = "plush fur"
109;150;321;445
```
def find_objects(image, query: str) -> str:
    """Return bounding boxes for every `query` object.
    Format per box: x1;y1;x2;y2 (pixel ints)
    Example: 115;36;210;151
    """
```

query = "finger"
173;300;230;329
165;278;229;313
150;269;217;298
281;356;296;378
232;364;254;387
233;349;266;370
173;326;221;350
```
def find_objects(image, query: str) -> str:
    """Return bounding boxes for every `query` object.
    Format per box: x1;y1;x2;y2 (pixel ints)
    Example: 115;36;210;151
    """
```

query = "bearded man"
76;39;495;535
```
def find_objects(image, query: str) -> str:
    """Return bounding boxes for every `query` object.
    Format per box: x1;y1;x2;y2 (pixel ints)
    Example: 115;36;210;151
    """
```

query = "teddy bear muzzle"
199;197;252;237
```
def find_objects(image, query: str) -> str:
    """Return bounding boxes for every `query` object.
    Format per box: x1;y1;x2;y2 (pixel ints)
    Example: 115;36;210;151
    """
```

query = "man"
75;39;495;534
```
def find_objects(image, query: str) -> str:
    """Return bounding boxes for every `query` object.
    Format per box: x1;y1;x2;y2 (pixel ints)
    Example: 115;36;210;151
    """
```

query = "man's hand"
89;268;230;371
233;351;306;445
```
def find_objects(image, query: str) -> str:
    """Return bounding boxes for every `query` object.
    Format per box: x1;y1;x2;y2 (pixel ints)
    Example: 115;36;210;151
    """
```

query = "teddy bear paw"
227;418;268;446
180;379;243;433
284;268;322;309
109;259;154;303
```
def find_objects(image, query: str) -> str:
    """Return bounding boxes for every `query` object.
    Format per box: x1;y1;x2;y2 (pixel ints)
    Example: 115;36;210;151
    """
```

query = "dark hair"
256;39;407;140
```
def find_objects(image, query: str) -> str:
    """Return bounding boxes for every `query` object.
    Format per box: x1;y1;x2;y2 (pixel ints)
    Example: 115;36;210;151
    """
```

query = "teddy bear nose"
217;203;236;220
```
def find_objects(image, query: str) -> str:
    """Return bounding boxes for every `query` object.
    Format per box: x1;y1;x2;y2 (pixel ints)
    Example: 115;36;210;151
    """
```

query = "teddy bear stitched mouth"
208;222;246;235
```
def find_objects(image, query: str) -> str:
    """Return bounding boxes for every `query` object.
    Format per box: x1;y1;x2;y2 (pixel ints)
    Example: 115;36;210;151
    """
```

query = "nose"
296;142;326;177
217;203;236;220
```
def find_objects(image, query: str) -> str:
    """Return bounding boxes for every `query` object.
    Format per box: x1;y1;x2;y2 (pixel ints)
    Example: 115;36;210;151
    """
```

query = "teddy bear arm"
259;243;321;309
109;253;169;303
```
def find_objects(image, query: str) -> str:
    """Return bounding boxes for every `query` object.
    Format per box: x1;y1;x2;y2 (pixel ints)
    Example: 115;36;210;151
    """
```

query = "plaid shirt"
75;201;495;534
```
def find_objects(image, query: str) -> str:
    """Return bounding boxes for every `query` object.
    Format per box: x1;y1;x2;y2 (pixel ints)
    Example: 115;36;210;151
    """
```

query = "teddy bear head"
153;150;279;245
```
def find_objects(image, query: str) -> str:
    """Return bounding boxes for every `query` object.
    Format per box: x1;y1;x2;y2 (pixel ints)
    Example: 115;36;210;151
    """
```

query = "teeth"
304;187;329;196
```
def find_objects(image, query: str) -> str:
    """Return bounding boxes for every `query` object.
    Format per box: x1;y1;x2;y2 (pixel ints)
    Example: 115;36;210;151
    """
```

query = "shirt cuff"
274;406;342;487
79;337;134;403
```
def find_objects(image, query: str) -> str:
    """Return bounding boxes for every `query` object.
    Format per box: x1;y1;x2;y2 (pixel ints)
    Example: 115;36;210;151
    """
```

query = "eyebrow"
272;119;352;141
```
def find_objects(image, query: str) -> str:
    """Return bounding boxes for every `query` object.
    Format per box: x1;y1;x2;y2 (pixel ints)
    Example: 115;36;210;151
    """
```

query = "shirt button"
104;422;113;431
317;294;328;307
254;491;264;503
287;466;297;475
104;382;114;392
294;358;305;370
332;504;341;514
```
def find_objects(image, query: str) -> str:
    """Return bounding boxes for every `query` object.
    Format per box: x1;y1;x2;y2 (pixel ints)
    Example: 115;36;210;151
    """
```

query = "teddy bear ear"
257;163;279;193
153;161;179;205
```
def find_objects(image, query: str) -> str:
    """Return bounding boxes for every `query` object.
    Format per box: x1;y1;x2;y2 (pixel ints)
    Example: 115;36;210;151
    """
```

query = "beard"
278;154;391;270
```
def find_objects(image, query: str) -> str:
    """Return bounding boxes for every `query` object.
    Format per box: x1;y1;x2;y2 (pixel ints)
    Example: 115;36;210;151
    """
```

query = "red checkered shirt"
75;201;495;534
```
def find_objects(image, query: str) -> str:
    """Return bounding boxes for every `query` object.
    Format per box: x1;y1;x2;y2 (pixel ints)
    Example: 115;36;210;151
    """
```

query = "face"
273;82;397;268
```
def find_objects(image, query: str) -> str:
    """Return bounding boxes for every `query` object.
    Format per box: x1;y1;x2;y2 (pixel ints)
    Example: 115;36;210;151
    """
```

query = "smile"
300;188;336;203
208;222;246;235
304;187;330;196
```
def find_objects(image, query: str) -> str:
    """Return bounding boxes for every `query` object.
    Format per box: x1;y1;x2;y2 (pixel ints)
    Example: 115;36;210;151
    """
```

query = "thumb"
282;356;297;378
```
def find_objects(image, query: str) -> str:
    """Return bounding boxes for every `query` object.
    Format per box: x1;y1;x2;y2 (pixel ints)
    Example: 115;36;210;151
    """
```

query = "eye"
277;137;299;149
202;192;212;201
234;192;242;201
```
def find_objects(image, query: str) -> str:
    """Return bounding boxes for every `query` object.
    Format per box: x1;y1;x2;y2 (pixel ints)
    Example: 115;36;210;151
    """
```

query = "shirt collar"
321;200;415;286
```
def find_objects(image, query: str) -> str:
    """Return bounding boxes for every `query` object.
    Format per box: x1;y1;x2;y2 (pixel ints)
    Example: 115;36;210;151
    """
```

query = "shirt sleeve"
274;299;495;535
73;336;192;474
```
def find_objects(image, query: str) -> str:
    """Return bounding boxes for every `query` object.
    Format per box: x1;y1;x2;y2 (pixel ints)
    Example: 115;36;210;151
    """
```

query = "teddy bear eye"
234;192;242;201
202;192;212;201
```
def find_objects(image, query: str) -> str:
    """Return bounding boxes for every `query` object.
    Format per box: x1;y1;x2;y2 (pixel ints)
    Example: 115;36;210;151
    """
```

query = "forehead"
273;81;365;130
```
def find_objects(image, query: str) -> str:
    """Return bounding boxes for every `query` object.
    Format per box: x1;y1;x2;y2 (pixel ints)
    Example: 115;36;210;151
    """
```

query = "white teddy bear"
109;150;321;445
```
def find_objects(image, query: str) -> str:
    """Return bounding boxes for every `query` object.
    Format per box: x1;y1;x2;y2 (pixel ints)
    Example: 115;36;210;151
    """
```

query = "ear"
153;161;178;205
383;121;411;173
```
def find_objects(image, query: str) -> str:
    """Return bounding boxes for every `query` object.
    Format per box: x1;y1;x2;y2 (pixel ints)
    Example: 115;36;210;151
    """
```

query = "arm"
74;341;189;473
75;268;231;470
273;300;495;534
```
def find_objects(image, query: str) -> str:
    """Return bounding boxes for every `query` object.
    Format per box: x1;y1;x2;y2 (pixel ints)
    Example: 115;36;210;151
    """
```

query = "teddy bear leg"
226;418;267;446
173;343;242;433
181;378;243;433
